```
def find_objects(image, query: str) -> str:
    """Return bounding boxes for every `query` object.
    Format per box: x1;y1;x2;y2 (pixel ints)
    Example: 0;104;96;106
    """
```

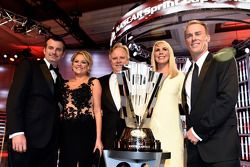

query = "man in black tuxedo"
99;43;129;149
182;20;240;167
6;36;65;167
99;43;129;166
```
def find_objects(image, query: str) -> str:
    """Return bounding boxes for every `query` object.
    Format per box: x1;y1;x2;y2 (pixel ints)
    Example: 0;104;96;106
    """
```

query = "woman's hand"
93;138;103;156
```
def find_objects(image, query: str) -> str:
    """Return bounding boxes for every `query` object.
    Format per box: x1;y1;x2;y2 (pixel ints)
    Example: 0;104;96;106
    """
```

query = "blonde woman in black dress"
59;50;103;167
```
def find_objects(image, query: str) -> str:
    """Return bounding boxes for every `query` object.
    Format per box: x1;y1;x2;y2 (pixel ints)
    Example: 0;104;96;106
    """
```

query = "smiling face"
72;54;89;76
43;39;65;66
185;23;210;61
109;47;129;73
153;42;170;66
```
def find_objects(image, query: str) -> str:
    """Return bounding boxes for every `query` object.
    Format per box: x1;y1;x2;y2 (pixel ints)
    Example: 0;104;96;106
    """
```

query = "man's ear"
206;35;211;42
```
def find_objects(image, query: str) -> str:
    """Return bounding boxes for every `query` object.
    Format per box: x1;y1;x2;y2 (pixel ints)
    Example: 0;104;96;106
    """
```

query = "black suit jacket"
99;73;125;149
6;59;60;148
182;53;240;163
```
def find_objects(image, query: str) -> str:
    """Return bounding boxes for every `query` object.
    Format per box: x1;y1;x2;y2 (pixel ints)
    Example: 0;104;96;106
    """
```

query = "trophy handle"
117;71;138;127
139;73;164;128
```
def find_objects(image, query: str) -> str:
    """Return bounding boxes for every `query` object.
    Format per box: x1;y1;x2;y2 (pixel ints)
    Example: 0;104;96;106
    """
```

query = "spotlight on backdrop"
245;47;249;54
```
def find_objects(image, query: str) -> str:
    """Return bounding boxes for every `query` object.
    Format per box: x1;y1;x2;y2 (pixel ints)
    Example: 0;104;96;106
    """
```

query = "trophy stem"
115;127;161;152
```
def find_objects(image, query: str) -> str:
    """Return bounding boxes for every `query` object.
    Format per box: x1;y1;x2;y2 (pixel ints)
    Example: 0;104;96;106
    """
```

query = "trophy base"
114;127;161;152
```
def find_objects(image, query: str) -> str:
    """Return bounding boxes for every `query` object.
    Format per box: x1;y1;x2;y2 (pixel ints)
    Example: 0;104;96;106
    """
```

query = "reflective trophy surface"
115;61;164;152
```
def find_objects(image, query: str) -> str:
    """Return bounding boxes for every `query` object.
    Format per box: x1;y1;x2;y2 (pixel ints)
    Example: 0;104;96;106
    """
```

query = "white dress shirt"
44;58;57;83
109;73;121;111
185;51;209;141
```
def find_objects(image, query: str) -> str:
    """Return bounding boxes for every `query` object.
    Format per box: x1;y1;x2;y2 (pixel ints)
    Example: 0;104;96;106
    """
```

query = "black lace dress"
59;78;96;167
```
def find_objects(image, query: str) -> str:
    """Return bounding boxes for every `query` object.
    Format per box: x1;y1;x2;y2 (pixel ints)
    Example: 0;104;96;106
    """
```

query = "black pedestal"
103;150;171;167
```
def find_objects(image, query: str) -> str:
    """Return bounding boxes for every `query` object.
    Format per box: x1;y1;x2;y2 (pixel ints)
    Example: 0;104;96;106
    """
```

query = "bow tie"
49;64;59;73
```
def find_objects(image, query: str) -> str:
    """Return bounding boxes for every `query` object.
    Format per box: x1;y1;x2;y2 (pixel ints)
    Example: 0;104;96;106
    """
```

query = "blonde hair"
71;50;93;73
184;20;209;37
151;40;178;78
109;43;130;59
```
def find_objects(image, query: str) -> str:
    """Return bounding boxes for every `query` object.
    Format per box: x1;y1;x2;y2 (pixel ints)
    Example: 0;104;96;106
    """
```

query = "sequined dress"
59;78;96;167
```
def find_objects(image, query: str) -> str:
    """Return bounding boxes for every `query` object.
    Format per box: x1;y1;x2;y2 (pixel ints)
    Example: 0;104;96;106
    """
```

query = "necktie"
49;64;59;75
50;64;61;83
191;63;199;109
49;64;61;98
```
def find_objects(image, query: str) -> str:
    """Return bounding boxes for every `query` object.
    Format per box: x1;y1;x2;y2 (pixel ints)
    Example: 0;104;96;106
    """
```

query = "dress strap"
88;77;97;85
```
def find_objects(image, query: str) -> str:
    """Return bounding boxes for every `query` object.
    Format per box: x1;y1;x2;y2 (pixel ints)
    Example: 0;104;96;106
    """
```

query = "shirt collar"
43;58;51;69
194;51;209;70
110;73;117;80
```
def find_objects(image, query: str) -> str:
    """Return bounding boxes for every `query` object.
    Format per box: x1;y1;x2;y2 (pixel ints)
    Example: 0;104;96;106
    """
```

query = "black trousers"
58;117;96;167
186;141;240;167
8;139;58;167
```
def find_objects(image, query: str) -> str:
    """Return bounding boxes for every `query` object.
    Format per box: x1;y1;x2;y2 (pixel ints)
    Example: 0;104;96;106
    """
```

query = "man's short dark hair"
45;36;66;51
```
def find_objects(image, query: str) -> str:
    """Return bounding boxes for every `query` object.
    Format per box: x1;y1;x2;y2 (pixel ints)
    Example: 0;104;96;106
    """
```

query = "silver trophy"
115;61;165;152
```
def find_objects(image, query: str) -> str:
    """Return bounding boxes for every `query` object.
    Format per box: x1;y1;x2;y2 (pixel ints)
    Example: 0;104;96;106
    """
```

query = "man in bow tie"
6;36;65;167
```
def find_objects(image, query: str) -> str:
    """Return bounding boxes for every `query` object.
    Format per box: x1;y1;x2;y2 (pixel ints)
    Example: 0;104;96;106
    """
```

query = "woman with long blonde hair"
149;40;185;167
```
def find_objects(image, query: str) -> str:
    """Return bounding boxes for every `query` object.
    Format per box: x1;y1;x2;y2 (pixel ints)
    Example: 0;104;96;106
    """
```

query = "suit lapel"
39;60;54;94
182;54;214;117
182;64;193;115
104;73;118;112
192;53;213;108
199;53;213;87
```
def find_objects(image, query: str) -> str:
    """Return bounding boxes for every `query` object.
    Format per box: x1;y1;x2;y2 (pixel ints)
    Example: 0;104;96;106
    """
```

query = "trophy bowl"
114;62;164;152
115;127;161;152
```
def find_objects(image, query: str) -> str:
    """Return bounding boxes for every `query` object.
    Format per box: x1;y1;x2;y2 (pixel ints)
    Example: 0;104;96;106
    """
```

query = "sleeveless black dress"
59;78;96;167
